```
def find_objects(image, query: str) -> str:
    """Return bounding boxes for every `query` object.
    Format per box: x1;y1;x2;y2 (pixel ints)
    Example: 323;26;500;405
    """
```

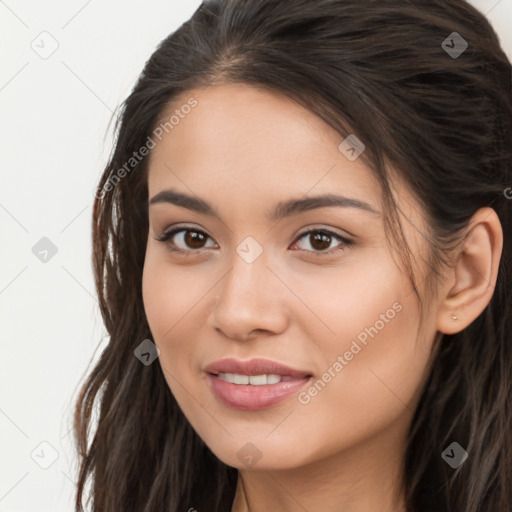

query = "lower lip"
206;373;312;411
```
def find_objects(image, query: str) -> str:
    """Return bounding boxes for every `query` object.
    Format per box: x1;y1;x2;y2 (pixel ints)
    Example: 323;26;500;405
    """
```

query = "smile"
206;372;312;411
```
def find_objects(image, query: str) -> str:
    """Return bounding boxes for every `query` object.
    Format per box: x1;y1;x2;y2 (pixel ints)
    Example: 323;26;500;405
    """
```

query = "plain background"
1;1;511;510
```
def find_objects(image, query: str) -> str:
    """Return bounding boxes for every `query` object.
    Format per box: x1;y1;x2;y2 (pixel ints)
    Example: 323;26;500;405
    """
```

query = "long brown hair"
74;1;512;510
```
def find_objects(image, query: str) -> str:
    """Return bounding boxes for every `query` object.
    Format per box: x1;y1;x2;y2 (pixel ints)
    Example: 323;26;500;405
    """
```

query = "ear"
436;207;503;335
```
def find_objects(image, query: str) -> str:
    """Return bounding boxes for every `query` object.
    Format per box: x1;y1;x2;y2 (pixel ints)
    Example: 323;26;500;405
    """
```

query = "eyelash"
154;226;354;257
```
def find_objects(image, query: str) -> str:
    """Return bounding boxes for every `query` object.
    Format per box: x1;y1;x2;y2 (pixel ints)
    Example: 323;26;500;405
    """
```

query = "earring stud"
451;314;458;321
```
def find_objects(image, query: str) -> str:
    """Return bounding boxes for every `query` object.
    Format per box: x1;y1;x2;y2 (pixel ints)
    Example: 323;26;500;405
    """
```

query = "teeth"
217;373;283;385
234;374;249;385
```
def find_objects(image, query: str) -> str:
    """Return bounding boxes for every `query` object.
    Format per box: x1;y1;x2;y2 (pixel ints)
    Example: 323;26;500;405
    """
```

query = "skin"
142;83;503;512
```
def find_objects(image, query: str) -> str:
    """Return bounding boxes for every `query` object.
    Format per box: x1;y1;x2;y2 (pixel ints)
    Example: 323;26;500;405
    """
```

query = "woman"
74;1;512;511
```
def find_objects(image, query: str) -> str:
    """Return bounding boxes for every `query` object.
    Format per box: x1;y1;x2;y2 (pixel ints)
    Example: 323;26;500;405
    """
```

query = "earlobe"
436;207;503;335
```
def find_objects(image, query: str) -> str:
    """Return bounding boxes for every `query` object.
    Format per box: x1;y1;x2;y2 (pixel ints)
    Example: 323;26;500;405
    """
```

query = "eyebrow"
149;188;380;221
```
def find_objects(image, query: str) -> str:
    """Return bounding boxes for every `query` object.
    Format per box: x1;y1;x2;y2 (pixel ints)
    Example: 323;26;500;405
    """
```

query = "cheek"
141;250;218;397
142;250;203;341
141;256;200;399
290;258;429;439
288;249;415;354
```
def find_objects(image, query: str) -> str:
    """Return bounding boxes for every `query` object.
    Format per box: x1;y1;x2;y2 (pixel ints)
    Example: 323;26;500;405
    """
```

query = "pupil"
311;232;331;250
186;231;205;249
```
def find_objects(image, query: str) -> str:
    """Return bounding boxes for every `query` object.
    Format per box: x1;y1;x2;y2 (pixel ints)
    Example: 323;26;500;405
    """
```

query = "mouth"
206;373;313;411
209;372;308;384
204;358;313;411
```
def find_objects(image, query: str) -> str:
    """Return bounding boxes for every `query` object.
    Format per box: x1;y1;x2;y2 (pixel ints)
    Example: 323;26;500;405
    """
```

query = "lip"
204;358;313;411
203;357;312;378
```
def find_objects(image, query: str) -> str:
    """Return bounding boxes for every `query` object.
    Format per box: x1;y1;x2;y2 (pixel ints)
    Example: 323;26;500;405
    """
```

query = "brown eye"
292;229;354;256
155;226;354;258
183;230;207;249
309;232;332;251
155;227;217;254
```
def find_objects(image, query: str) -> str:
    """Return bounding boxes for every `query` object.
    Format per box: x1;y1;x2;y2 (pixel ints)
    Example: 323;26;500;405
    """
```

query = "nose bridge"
209;239;288;339
221;234;270;298
218;242;271;310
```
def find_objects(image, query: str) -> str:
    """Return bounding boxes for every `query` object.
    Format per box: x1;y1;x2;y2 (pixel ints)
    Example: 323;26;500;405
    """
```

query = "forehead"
147;83;382;207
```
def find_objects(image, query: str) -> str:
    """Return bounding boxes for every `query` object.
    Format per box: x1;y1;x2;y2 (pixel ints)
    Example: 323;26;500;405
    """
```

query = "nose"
207;250;289;342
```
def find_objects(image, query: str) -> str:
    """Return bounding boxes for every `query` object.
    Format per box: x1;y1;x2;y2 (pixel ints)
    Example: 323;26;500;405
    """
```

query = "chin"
206;438;312;471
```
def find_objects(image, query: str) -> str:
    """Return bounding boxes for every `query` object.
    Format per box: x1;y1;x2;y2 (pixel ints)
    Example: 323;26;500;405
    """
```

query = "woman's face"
142;83;441;470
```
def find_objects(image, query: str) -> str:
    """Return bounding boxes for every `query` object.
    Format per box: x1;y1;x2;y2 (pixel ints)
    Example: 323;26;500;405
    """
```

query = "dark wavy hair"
73;1;512;511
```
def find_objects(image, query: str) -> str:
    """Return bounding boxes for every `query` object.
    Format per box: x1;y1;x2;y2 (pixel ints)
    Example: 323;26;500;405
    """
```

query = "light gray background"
1;1;511;510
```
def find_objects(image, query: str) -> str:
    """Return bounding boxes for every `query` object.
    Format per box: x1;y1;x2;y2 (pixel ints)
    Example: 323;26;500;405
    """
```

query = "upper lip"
204;357;312;378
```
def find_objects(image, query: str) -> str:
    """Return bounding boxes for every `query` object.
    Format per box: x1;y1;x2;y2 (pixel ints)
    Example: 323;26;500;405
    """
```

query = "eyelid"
154;223;354;255
154;224;218;253
294;224;353;241
291;227;354;256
